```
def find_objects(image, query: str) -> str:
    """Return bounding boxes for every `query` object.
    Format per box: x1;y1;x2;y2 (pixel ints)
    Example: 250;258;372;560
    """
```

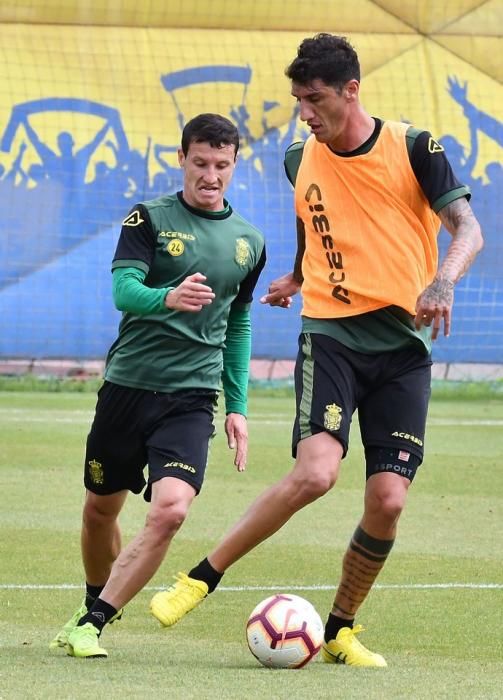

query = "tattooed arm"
415;197;483;339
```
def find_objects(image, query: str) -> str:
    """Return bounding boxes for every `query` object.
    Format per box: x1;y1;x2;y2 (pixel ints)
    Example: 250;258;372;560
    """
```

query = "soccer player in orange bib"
150;34;483;667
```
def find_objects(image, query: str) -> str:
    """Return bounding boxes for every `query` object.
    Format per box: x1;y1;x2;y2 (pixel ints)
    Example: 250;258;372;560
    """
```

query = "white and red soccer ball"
246;593;324;669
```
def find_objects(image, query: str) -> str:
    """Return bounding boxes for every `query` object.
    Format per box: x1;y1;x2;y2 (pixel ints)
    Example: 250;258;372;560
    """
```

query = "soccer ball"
246;593;324;669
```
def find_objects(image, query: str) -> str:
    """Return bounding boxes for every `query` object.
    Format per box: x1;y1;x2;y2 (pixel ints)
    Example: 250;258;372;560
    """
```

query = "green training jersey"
104;192;265;392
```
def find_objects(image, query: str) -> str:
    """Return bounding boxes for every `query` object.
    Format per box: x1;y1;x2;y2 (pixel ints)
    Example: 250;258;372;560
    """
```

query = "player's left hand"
414;277;454;340
260;272;301;308
224;412;248;472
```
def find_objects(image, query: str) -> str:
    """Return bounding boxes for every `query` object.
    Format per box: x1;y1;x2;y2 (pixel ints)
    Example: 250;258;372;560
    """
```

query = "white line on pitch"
217;583;503;591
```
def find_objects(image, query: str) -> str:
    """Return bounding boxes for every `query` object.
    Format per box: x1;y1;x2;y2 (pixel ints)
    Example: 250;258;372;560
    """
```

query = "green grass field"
1;389;502;699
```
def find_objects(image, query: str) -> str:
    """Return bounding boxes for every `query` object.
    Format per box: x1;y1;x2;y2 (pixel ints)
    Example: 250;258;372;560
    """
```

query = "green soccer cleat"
150;572;209;627
49;599;123;650
66;622;108;658
49;599;88;650
321;625;387;667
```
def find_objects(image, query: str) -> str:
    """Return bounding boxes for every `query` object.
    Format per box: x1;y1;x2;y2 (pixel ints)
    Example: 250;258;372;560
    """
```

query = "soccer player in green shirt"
50;113;266;658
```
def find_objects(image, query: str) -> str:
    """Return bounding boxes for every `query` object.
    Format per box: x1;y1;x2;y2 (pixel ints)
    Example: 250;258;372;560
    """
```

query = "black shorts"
292;333;431;462
84;381;217;501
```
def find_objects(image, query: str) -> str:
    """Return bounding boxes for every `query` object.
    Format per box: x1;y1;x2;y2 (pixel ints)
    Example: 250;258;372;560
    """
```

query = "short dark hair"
285;33;360;91
181;113;239;157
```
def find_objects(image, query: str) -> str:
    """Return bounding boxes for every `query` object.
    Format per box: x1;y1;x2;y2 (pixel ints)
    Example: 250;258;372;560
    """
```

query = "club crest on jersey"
324;403;342;431
235;238;250;266
428;137;444;154
88;459;104;485
122;210;144;226
166;239;184;256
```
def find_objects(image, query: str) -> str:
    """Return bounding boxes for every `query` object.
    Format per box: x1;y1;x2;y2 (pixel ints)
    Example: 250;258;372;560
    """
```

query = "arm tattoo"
437;198;483;285
420;276;454;309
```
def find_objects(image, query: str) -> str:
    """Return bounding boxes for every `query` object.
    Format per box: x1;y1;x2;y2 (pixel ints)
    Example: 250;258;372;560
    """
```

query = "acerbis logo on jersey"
158;231;195;241
305;182;350;305
427;137;444;154
122;210;144;226
159;231;194;255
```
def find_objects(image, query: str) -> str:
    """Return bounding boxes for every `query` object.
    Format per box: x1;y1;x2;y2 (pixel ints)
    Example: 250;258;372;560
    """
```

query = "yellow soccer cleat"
49;599;87;650
321;625;387;667
66;622;108;658
150;572;209;627
49;599;123;650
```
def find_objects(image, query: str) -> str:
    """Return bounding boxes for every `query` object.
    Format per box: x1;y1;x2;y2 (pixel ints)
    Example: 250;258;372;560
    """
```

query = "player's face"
179;141;237;211
291;79;351;148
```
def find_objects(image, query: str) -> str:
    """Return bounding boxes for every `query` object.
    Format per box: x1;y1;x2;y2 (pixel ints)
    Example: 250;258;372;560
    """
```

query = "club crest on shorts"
324;403;342;431
235;238;250;266
88;459;104;485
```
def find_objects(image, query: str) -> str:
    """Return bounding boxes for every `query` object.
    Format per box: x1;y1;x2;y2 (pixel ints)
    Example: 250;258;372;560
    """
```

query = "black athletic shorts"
84;381;218;501
292;333;432;462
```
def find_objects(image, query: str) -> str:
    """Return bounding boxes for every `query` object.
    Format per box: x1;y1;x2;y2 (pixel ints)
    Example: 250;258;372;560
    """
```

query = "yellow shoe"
49;599;87;650
49;599;123;650
66;623;108;658
321;625;387;667
150;572;208;627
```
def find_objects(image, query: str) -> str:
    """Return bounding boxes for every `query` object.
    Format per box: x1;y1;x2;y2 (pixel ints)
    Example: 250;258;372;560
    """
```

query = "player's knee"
145;500;188;541
291;439;340;505
366;487;406;525
308;468;337;497
288;466;336;506
83;496;120;529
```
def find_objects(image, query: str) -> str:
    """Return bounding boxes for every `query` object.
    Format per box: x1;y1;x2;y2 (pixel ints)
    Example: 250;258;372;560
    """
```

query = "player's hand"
260;272;301;308
165;272;215;312
224;413;248;472
414;277;454;340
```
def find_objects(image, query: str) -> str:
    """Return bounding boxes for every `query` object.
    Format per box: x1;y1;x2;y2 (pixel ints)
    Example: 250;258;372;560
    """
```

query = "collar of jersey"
328;117;383;158
177;191;232;220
